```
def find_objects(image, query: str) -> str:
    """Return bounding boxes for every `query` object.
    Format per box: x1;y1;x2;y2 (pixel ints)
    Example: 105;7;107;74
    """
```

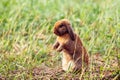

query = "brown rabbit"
53;19;89;72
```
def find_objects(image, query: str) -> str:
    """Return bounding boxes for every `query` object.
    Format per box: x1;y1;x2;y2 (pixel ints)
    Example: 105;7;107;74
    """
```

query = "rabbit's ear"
66;24;75;41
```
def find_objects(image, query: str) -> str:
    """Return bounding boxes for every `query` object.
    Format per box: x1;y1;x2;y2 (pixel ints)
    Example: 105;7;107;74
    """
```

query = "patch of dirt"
32;64;80;80
1;53;119;80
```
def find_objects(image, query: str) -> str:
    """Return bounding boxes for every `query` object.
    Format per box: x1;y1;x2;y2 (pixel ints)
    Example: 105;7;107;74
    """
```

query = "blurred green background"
0;0;120;79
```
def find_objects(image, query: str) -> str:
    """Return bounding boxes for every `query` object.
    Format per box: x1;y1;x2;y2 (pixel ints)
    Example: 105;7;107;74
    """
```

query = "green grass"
0;0;120;79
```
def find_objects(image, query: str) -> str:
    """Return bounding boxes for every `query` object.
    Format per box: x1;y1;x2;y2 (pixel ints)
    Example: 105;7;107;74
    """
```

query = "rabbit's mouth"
54;28;60;36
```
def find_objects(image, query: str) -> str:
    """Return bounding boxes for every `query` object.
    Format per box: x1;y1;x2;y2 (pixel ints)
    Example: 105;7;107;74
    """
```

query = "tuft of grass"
0;0;120;79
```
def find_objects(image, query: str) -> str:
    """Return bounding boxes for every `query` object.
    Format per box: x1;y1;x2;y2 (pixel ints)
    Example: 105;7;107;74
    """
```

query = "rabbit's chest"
57;37;74;47
57;38;69;44
57;35;70;44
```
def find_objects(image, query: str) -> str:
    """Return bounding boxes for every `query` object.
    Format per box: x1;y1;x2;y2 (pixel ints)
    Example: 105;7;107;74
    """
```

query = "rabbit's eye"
59;24;64;28
59;26;62;28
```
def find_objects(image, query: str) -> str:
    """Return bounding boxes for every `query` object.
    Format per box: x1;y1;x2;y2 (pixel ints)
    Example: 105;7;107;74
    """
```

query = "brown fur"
53;19;89;71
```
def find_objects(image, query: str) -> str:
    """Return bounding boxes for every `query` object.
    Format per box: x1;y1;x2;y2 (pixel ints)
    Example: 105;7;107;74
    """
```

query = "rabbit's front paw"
57;46;63;52
53;41;59;50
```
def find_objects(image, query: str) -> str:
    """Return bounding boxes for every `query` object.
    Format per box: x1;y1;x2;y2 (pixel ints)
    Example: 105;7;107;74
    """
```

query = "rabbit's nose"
54;29;57;33
54;30;57;34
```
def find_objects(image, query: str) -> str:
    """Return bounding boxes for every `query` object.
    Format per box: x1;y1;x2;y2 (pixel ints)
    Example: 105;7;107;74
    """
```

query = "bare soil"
1;53;119;80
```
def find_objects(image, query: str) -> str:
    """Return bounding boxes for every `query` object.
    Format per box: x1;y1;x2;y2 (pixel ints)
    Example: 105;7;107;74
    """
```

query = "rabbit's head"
53;19;75;41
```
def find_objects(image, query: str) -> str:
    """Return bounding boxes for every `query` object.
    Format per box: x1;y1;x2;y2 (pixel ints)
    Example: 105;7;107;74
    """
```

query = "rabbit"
53;19;89;72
